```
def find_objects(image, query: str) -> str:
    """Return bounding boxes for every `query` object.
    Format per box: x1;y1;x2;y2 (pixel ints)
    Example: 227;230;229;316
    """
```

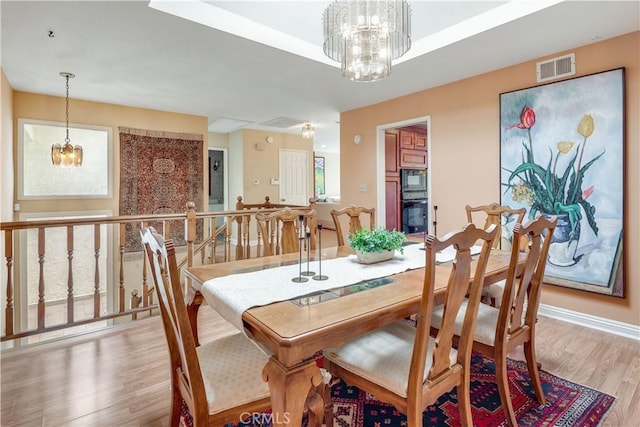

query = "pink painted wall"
339;32;640;326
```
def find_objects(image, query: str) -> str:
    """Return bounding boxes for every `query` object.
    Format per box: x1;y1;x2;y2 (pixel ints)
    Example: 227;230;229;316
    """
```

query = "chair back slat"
255;208;317;256
465;203;526;249
410;223;497;390
330;206;376;246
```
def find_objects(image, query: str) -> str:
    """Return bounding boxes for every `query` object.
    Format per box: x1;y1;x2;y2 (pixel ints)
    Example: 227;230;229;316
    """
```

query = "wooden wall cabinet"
385;130;399;176
400;149;428;168
385;177;401;231
399;130;415;149
385;130;401;231
399;127;427;150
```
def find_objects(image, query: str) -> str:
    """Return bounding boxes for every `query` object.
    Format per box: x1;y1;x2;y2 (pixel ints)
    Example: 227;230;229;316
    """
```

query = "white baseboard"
538;303;640;341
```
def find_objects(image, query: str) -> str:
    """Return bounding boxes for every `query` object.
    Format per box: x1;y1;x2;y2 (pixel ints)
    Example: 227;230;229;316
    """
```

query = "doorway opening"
376;116;432;235
208;148;228;227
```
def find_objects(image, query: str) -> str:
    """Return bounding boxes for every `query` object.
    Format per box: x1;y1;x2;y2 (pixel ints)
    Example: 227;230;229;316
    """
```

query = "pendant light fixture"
51;72;83;167
301;123;315;139
323;0;412;82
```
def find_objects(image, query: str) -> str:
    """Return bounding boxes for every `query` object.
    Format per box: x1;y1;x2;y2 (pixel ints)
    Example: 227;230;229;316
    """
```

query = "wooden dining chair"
465;203;526;249
255;207;317;256
140;226;272;427
466;203;526;306
430;215;557;426
323;223;498;427
330;205;376;246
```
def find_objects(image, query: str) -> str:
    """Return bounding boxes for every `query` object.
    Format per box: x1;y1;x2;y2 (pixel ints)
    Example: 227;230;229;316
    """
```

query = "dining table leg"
262;356;324;426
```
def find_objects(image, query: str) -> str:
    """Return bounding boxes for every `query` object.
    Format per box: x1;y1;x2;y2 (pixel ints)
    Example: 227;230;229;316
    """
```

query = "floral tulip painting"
503;106;603;242
499;68;625;296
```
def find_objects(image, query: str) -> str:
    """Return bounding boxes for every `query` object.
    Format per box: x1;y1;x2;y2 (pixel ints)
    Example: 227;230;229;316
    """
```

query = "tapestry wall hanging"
119;127;203;252
500;68;625;297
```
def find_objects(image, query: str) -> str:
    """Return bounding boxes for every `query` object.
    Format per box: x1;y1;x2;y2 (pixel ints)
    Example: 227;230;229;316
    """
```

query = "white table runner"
201;243;429;332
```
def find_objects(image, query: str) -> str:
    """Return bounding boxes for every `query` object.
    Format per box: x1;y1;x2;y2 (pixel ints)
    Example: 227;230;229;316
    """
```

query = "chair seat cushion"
197;332;270;415
430;300;499;346
324;321;457;398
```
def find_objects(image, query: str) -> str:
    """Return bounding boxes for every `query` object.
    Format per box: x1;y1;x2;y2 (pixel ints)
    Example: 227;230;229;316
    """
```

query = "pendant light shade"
302;123;315;139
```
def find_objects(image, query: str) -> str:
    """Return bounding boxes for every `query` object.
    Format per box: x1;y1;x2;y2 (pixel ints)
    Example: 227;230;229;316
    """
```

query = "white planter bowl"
356;249;395;264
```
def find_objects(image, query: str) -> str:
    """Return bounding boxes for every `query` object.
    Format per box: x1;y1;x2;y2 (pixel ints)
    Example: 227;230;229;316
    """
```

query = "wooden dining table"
184;243;521;426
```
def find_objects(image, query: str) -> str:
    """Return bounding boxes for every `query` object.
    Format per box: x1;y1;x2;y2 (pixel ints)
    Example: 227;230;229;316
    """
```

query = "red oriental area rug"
322;353;615;426
119;127;203;252
182;352;615;427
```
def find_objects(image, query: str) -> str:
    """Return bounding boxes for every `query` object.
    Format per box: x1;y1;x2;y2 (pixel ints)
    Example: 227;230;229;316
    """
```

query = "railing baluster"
235;215;244;260
141;220;149;309
185;202;196;292
227;218;232;262
246;216;252;259
37;227;45;329
256;216;263;258
226;216;233;262
94;224;100;318
140;266;147;307
243;216;250;259
202;217;209;264
4;230;14;336
119;223;125;313
208;217;215;264
66;226;74;323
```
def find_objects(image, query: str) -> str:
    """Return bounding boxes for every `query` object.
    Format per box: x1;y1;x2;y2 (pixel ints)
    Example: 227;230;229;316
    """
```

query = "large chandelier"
323;0;412;82
51;72;83;167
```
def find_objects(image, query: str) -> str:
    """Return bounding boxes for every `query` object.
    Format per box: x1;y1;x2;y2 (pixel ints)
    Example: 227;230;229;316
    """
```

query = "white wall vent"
536;53;575;83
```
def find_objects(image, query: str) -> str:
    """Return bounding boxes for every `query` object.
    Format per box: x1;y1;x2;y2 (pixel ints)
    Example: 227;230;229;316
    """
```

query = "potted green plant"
348;228;406;264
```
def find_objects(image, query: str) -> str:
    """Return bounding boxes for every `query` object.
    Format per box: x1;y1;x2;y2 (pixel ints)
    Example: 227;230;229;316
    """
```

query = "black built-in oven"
402;199;428;234
400;169;428;234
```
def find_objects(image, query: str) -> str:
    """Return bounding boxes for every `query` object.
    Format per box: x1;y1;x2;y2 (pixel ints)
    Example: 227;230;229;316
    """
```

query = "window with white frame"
18;119;112;199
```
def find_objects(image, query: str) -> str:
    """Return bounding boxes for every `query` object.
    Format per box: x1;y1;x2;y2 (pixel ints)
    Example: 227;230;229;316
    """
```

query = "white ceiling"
1;1;638;153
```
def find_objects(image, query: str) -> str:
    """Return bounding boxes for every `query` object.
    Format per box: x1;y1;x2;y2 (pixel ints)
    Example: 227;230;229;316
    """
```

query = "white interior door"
279;149;308;206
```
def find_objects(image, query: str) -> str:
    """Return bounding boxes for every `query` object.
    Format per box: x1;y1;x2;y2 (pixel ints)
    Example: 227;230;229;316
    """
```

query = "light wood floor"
2;229;639;426
2;310;639;426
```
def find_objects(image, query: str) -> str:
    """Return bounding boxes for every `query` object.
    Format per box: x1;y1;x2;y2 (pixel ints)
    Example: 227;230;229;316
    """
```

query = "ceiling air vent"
260;117;307;129
536;53;575;83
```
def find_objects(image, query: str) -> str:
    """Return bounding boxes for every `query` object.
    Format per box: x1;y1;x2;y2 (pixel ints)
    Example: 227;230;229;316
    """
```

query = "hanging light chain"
59;72;75;144
64;73;70;143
